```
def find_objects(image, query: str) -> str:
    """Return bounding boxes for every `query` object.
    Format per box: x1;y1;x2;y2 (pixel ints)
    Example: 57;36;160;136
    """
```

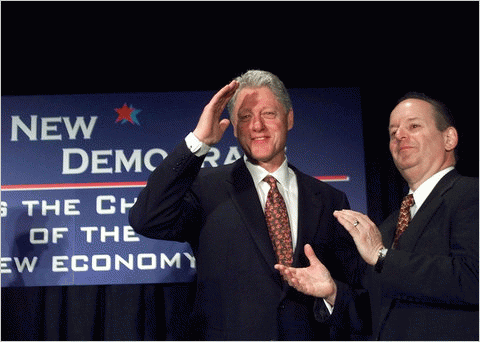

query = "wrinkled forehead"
234;87;283;114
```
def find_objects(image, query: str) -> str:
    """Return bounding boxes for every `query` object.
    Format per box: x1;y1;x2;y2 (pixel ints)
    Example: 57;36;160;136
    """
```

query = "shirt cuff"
323;299;334;314
185;132;211;157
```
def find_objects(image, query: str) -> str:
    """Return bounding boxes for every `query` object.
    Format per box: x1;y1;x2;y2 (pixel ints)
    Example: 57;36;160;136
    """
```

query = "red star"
115;103;134;124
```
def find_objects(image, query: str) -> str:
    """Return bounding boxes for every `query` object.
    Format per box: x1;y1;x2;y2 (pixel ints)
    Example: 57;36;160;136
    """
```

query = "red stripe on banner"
315;175;350;182
1;176;349;191
1;181;148;191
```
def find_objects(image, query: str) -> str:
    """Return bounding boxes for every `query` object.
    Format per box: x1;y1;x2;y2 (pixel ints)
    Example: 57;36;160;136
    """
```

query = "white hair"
227;70;292;118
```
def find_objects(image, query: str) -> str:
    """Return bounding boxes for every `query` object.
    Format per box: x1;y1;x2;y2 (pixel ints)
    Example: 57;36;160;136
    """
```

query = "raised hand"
275;244;337;306
333;209;384;265
193;80;239;146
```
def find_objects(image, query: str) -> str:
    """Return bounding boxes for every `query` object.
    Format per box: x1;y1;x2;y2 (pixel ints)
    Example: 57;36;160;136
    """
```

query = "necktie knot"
401;194;415;210
263;175;277;188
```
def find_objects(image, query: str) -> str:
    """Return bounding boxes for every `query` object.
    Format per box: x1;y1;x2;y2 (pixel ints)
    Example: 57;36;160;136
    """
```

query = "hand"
193;80;239;146
333;210;384;265
275;244;337;306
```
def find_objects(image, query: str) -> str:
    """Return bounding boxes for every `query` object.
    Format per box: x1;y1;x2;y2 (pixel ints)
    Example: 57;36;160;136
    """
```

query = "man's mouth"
398;145;414;153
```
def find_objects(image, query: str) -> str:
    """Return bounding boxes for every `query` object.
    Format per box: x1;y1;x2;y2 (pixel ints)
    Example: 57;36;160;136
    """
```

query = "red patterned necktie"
263;175;293;266
392;194;415;249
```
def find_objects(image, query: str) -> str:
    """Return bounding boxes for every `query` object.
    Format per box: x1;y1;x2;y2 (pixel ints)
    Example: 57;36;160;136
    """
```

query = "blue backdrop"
1;88;366;287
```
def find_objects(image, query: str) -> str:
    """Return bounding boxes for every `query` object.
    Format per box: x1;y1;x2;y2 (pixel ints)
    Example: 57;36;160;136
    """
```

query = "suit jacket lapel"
381;213;399;248
226;159;278;268
224;161;324;270
375;170;460;335
396;169;459;252
293;168;324;267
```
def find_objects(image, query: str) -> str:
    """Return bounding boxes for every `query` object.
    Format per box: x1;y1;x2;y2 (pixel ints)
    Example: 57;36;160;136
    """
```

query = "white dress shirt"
186;132;299;251
409;166;455;219
244;155;299;252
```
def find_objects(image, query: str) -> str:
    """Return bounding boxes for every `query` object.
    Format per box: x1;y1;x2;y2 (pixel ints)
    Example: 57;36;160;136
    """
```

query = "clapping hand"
333;210;384;265
275;244;337;306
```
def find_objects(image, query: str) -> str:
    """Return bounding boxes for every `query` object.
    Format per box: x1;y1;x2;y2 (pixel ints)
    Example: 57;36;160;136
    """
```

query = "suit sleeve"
314;280;372;340
128;140;205;244
312;188;372;339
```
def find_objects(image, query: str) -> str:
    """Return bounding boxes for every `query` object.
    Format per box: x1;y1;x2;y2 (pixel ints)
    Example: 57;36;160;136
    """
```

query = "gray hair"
227;70;292;119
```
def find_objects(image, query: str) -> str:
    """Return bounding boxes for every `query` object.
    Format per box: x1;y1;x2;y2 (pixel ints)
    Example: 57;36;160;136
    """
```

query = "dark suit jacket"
129;141;366;340
365;169;479;340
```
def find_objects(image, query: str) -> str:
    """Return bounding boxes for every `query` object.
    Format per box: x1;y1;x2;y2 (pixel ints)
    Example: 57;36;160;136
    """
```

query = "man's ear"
233;122;237;138
444;126;458;151
287;109;294;131
231;115;238;138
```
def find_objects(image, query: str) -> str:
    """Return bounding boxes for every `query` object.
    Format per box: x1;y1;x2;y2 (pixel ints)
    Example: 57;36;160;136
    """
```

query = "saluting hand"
193;80;239;146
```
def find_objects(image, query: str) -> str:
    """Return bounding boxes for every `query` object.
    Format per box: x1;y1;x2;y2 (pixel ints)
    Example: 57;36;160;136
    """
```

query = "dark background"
2;2;478;340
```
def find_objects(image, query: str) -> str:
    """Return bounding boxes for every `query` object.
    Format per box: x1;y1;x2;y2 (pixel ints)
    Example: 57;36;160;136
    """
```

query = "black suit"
352;169;478;340
129;141;366;340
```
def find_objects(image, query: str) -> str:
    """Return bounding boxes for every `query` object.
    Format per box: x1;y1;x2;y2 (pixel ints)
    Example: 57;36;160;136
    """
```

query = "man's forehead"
390;99;435;122
235;87;280;111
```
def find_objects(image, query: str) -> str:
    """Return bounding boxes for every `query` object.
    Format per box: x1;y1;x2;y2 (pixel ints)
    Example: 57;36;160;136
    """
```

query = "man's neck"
404;164;455;191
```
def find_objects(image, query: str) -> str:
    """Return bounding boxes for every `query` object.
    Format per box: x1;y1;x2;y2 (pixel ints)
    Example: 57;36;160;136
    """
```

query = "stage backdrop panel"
1;88;366;287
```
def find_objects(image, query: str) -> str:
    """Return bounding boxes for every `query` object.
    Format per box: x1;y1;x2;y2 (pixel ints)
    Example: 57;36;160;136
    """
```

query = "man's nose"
394;126;407;140
251;115;265;131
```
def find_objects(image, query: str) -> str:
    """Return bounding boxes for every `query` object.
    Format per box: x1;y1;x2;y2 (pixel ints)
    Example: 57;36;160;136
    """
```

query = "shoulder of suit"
197;158;243;179
446;174;479;199
291;164;347;196
454;174;479;187
440;170;478;197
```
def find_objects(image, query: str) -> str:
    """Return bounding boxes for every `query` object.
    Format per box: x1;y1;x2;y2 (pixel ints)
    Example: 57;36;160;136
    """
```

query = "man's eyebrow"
389;117;422;130
237;108;252;114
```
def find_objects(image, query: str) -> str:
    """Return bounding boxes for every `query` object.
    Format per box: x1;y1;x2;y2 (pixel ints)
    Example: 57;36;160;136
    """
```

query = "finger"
338;210;369;223
334;211;355;230
210;80;239;110
202;82;237;121
275;265;295;284
340;211;377;233
355;213;375;228
304;244;321;267
334;210;363;230
334;213;362;241
218;118;231;135
274;264;291;276
335;210;359;224
288;277;300;289
333;210;353;224
215;80;238;99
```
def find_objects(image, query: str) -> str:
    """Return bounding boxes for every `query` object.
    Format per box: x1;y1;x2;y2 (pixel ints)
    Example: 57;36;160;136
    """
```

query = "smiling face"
231;87;294;173
389;98;457;189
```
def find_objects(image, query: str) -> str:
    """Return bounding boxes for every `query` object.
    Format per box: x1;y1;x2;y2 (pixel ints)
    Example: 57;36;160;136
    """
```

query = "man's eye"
410;123;421;130
262;112;276;119
238;114;251;122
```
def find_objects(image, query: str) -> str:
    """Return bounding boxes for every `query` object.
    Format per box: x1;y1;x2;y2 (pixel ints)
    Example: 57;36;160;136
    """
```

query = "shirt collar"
244;155;291;188
410;166;454;211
